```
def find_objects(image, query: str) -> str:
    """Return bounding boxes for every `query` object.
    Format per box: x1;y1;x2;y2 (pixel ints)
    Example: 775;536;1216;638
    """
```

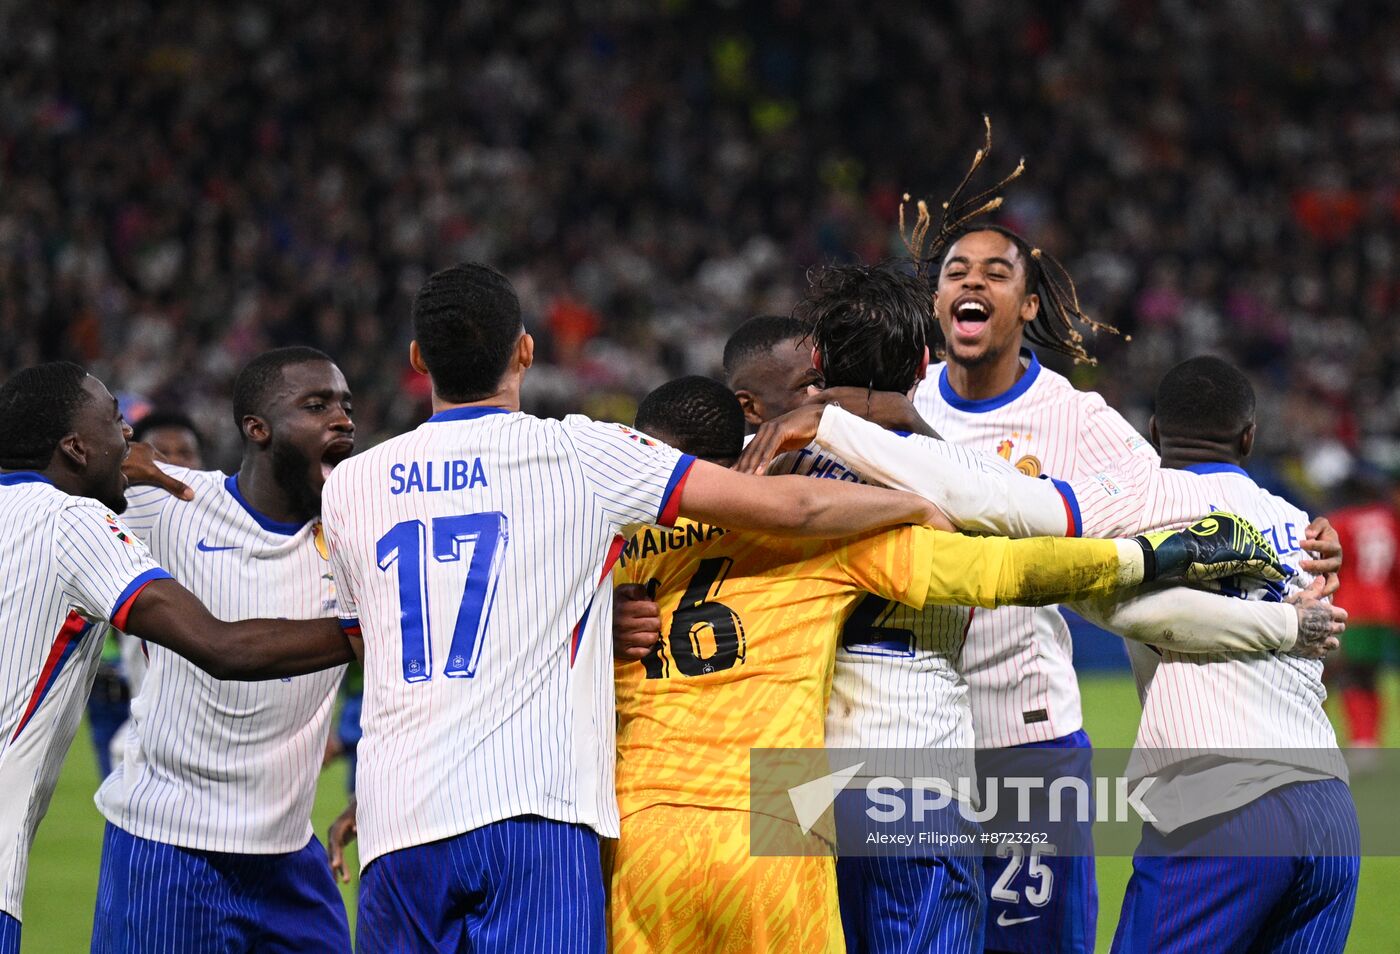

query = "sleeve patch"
1091;472;1124;498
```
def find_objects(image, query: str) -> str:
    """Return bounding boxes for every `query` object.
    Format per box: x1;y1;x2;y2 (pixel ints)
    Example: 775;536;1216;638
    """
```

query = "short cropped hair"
1154;356;1256;439
231;346;334;429
0;362;92;470
634;376;745;464
412;263;523;403
799;262;931;393
722;315;810;383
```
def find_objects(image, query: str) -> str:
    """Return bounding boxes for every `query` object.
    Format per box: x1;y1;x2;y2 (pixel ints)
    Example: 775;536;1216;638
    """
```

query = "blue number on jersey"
376;512;510;683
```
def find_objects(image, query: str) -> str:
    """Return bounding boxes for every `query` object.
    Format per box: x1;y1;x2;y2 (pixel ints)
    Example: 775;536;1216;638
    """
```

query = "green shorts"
1342;624;1400;665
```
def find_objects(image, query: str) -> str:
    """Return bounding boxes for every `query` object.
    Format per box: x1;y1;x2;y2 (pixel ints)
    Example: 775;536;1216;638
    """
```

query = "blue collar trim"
937;351;1042;414
0;471;53;487
427;406;511;424
224;473;307;536
1182;462;1251;479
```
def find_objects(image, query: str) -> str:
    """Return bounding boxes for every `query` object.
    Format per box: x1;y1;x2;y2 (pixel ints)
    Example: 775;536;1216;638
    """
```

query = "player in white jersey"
0;363;359;954
91;347;358;953
1080;359;1357;953
320;263;953;952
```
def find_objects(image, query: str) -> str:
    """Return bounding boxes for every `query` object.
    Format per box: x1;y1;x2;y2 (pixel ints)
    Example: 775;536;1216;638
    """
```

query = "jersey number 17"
376;512;510;683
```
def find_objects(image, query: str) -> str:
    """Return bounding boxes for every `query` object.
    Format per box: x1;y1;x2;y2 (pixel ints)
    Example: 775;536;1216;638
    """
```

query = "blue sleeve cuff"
1047;477;1083;537
656;454;697;525
110;567;174;629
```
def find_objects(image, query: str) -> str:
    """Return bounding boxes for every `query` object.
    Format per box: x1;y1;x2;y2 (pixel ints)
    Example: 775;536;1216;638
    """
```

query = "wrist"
1132;535;1157;582
1116;539;1147;587
1280;603;1300;653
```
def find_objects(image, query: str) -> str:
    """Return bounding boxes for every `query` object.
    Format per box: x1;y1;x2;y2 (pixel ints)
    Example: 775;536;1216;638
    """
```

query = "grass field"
21;674;1400;951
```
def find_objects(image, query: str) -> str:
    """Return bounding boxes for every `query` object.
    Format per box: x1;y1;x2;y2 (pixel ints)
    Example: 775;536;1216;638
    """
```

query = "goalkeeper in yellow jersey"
606;376;1285;954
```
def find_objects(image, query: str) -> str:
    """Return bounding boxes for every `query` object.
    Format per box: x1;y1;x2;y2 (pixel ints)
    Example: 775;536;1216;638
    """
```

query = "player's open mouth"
951;297;991;339
321;439;355;479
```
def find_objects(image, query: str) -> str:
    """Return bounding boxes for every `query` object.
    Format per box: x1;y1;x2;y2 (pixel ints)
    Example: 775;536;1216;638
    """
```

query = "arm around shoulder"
122;578;357;680
676;458;949;537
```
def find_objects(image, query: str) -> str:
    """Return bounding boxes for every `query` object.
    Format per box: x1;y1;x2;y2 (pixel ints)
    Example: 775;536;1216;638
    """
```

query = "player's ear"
56;431;86;469
241;414;271;448
811;347;823;376
517;332;535;371
1147;415;1161;452
734;389;764;429
1240;421;1256;459
1020;292;1040;324
408;340;429;376
916;345;930;382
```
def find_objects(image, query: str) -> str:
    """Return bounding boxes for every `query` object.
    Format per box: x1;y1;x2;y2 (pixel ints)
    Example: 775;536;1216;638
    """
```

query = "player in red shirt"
1327;472;1400;749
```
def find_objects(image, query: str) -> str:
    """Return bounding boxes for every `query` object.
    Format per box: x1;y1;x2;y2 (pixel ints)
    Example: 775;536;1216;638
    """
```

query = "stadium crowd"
3;0;1400;509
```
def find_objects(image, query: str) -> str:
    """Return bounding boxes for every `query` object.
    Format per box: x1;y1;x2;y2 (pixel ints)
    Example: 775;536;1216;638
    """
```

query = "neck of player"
237;453;313;525
943;344;1027;402
1156;438;1243;472
431;377;522;416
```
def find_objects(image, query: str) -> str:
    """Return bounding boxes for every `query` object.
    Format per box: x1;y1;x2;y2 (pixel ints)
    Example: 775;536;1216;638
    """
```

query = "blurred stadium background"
4;0;1399;950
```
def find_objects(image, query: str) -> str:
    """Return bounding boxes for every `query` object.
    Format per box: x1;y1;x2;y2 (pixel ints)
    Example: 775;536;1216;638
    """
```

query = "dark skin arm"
615;583;662;662
1299;516;1341;597
327;797;358;883
121;442;194;501
805;386;941;438
123;578;357;680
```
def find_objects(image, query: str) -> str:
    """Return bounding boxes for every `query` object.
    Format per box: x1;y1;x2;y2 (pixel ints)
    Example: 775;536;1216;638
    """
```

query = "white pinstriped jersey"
94;467;345;853
321;407;692;868
0;473;169;920
768;446;974;759
1065;458;1343;828
913;352;1158;748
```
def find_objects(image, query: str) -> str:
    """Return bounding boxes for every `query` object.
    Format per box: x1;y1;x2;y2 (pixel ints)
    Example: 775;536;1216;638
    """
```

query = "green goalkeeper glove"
1134;512;1287;584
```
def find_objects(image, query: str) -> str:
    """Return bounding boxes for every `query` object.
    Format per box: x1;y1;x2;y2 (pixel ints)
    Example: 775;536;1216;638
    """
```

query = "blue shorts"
90;823;350;954
832;786;984;954
357;815;604;953
1112;778;1360;954
0;911;17;954
836;853;985;954
976;729;1096;954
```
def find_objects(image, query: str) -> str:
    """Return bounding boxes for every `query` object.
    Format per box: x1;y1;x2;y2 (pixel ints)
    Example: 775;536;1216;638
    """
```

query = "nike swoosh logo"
196;539;239;553
996;913;1040;927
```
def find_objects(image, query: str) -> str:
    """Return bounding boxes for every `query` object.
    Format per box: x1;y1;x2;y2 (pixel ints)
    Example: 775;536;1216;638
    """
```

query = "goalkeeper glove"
1134;512;1287;584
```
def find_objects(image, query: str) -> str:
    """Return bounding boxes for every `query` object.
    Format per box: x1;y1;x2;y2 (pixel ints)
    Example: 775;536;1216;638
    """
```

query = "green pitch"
21;676;1400;951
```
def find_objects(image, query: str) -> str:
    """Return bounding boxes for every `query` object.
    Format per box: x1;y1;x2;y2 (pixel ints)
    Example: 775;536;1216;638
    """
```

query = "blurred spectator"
132;410;205;470
1;0;1398;509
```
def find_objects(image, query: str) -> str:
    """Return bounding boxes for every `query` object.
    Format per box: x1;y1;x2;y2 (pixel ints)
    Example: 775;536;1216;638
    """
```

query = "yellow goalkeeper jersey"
613;520;929;819
613;520;1125;818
